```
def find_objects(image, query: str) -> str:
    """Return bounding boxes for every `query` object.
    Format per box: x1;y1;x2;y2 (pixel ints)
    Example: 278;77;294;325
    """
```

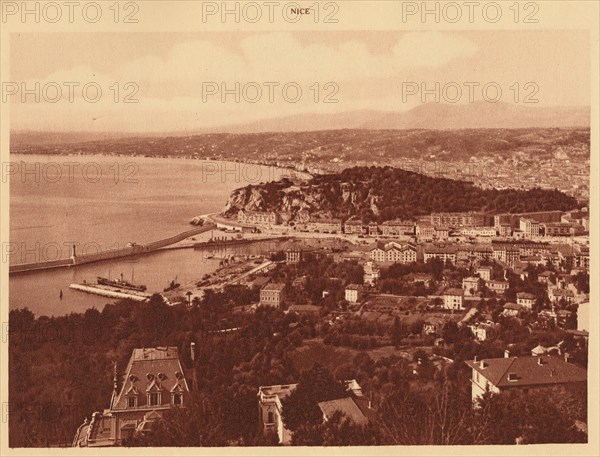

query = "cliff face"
222;179;366;220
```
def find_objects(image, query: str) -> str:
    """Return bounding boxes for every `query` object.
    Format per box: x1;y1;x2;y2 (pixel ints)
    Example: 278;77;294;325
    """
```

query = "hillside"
222;166;580;223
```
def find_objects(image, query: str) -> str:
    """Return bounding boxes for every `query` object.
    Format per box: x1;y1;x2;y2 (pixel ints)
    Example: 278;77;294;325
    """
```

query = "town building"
258;380;369;444
492;244;520;266
519;218;540;239
575;246;589;271
477;266;493;281
424;245;457;263
537;270;554;284
550;288;575;304
260;283;286;308
367;222;379;236
416;222;436;240
363;261;380;286
285;249;302;264
486;280;509;294
494;210;563;229
345;284;363;303
73;347;191;447
306;218;343;234
442;289;464;310
462;277;480;296
431;211;487;228
461;227;498;237
343;219;363;235
542;222;572;237
469;321;499;342
369;242;416;264
379;220;415;236
498;224;512;237
456;245;494;263
516;292;536;309
258;384;297;444
237;210;279;226
502;303;524;317
434;227;450;240
465;354;587;403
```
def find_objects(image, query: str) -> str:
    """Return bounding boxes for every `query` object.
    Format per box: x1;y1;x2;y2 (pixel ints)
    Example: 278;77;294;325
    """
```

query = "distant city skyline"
9;30;590;132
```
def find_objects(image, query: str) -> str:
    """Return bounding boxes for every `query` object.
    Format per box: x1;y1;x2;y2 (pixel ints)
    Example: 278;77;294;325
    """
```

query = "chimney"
537;357;544;365
368;391;373;410
190;342;196;362
479;360;486;369
504;349;511;358
473;355;479;363
564;352;570;363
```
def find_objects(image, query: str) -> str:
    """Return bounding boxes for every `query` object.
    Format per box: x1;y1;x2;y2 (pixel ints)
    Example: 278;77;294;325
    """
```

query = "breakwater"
9;224;215;275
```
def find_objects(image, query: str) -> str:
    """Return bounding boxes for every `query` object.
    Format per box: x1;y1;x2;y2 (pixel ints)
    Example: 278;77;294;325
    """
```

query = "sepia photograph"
0;1;598;455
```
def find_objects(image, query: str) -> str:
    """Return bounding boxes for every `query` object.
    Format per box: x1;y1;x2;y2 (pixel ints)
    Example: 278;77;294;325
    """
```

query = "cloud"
10;32;480;131
392;31;479;68
116;31;479;84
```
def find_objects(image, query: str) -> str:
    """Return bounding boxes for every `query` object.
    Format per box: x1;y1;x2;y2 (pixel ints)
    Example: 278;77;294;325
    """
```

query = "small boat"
164;277;181;292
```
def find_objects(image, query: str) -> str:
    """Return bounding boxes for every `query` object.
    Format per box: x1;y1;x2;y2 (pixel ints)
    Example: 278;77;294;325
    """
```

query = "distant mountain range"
219;102;590;133
11;102;589;144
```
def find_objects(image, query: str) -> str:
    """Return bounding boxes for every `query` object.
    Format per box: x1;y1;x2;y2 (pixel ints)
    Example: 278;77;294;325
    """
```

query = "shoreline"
9;151;315;181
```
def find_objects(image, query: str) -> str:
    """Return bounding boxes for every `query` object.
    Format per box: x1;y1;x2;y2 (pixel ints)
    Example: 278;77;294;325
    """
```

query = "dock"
69;283;151;301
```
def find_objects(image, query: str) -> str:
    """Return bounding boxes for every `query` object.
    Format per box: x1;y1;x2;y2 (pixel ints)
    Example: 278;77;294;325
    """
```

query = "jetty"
9;223;215;275
69;283;151;301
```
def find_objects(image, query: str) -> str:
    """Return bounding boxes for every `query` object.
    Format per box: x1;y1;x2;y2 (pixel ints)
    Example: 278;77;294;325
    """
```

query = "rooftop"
444;288;464;296
517;292;536;299
258;383;298;400
318;397;369;425
262;282;286;292
112;347;189;412
465;355;586;388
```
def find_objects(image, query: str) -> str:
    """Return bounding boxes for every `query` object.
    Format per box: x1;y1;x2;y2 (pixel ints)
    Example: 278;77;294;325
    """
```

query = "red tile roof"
465;356;586;388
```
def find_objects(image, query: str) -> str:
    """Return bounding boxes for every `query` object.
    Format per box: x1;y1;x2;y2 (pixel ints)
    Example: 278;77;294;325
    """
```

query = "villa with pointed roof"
73;347;191;447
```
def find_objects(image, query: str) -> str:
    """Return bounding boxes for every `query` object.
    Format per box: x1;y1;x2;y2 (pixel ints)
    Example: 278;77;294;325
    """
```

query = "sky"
8;30;590;132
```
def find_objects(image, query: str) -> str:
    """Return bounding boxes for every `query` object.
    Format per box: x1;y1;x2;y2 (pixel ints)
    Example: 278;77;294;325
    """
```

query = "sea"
8;154;290;316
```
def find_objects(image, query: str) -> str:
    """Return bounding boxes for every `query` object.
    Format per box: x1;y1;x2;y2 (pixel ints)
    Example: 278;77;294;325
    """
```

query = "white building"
443;289;464;310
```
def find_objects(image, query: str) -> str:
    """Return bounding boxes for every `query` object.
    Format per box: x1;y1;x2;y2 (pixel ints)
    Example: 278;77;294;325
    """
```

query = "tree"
378;380;472;445
473;388;587;444
292;411;384;446
442;321;459;344
390;317;403;347
282;364;347;431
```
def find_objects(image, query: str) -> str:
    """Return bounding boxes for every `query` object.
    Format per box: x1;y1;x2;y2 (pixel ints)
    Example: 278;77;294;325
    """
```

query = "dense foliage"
229;166;580;223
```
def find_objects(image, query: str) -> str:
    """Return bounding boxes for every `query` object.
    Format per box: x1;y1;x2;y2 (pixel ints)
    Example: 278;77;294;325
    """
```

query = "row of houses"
369;242;417;263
